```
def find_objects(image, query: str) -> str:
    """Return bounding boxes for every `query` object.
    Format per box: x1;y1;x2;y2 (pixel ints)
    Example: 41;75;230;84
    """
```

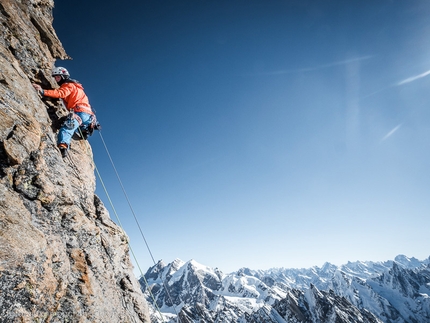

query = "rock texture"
0;1;149;322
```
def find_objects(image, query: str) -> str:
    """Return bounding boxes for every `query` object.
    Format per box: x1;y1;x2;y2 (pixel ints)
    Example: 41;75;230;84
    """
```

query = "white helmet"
52;67;70;78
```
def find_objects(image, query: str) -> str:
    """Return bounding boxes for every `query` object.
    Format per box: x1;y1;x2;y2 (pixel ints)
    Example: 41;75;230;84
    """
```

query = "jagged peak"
320;261;337;272
154;259;166;270
394;254;426;268
304;283;324;310
187;258;205;269
143;259;167;281
236;267;255;276
170;258;185;270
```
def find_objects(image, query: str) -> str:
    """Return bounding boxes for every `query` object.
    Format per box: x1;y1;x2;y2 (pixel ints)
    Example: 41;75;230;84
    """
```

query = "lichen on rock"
0;1;150;322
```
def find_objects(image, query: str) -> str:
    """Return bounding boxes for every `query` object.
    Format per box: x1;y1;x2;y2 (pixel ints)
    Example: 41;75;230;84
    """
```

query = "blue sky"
53;0;430;273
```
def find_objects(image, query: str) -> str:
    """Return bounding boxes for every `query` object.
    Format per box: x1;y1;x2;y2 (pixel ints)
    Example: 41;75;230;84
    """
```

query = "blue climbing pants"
57;112;93;148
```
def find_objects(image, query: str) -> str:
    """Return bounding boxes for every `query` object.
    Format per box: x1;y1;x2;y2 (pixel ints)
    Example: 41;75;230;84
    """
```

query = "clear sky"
53;0;430;274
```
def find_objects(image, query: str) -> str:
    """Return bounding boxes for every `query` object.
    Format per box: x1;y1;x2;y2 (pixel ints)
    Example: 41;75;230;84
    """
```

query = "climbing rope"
93;163;167;322
52;99;179;321
40;98;182;321
97;132;157;265
64;149;82;179
75;126;182;323
96;131;183;323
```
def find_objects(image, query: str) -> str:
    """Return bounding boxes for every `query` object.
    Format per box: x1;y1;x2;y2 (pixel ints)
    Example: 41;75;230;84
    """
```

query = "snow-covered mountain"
139;255;430;322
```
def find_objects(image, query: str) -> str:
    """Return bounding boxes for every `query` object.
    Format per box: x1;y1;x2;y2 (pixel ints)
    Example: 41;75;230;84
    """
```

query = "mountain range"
140;255;430;322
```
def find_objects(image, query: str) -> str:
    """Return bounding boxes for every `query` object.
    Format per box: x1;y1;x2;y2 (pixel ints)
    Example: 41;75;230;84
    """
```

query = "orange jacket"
44;82;93;115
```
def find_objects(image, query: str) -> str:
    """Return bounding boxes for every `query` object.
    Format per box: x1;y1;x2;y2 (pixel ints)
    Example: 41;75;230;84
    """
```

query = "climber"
32;67;95;158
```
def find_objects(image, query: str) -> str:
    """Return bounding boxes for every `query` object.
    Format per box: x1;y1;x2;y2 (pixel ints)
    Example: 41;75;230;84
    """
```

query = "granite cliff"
0;1;150;322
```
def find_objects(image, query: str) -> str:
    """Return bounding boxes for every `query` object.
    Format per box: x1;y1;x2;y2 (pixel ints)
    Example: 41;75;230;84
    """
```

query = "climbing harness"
62;112;102;141
74;114;101;140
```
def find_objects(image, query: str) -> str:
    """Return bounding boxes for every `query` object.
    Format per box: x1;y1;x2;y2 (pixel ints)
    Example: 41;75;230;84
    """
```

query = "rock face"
0;1;149;322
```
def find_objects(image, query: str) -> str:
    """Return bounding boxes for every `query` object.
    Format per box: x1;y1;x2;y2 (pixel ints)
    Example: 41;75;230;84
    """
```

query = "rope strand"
97;131;182;323
75;128;167;322
93;164;166;322
54;99;181;321
98;132;157;265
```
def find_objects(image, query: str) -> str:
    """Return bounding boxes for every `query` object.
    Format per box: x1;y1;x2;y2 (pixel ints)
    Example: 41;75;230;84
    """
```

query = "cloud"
363;69;430;100
380;124;402;143
397;70;430;86
255;55;373;76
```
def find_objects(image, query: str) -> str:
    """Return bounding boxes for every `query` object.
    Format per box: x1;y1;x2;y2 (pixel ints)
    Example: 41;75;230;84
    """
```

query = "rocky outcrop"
0;1;149;322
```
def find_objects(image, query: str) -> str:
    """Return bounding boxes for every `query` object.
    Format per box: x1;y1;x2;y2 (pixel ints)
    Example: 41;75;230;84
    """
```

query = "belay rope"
46;98;182;321
56;100;178;321
75;127;183;323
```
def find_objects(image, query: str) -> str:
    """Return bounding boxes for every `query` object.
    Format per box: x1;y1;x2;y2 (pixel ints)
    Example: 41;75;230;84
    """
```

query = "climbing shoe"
60;148;68;158
58;143;68;158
